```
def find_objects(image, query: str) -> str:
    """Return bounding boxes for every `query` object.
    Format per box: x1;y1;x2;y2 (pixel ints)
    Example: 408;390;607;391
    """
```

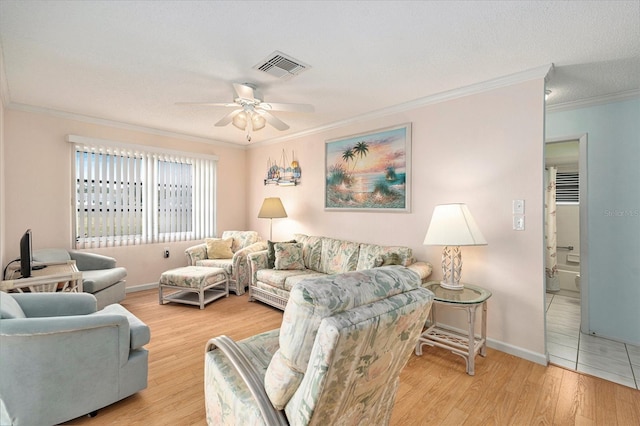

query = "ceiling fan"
177;83;314;141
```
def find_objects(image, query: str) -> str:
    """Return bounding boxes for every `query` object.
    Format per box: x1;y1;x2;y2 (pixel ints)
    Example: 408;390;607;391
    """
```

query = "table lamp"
258;197;288;240
423;203;487;290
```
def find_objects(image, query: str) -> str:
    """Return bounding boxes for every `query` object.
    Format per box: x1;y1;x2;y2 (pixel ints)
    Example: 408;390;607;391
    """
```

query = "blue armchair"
33;248;127;309
0;292;149;426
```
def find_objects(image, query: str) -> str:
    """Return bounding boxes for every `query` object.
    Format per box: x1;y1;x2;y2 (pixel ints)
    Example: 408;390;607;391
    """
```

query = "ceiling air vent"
253;51;310;80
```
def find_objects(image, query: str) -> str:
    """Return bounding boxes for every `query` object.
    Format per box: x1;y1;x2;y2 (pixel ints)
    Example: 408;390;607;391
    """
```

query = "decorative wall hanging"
264;150;301;186
325;123;411;212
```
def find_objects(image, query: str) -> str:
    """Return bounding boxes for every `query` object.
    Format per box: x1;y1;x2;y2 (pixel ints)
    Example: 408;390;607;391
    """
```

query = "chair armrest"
185;243;208;265
69;251;117;270
97;304;150;349
0;313;128;337
407;261;433;282
206;335;287;426
232;242;268;287
12;293;97;317
248;250;269;285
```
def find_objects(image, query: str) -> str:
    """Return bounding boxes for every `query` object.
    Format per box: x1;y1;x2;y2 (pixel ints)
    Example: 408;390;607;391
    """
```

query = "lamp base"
440;245;464;290
439;280;465;290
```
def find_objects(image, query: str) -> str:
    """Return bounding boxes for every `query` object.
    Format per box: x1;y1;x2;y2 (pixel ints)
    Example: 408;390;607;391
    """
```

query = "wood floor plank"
59;289;639;425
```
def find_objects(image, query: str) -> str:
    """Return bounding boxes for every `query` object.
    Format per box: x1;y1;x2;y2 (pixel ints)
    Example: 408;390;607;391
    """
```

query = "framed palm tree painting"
325;123;411;212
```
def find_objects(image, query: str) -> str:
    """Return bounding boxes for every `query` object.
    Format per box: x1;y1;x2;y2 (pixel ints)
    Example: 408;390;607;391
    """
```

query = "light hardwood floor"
64;289;639;425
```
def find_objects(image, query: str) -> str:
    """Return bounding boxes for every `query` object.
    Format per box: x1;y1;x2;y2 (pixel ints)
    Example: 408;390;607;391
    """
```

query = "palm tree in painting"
351;141;369;171
342;148;355;168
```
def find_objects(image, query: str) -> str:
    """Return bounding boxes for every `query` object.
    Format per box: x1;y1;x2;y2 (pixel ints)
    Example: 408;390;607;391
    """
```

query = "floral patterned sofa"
185;231;267;295
204;266;434;425
247;234;433;310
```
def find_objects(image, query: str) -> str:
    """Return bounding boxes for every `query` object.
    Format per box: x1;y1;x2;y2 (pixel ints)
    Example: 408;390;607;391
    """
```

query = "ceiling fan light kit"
178;81;314;142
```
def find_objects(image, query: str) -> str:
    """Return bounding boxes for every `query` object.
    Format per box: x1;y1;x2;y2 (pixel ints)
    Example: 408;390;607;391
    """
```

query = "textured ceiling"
1;1;638;146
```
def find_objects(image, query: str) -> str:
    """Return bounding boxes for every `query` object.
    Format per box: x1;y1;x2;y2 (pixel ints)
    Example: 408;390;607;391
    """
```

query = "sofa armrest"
12;293;98;317
69;250;117;270
185;243;208;266
406;261;433;282
248;250;269;285
233;241;268;287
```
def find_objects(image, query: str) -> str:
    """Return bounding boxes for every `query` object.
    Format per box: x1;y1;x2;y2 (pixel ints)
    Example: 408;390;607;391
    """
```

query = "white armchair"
185;230;267;295
204;266;434;425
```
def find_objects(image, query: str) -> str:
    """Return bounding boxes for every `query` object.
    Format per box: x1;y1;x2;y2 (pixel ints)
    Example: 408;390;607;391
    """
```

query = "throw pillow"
267;239;296;269
380;252;402;266
274;242;305;271
205;237;234;259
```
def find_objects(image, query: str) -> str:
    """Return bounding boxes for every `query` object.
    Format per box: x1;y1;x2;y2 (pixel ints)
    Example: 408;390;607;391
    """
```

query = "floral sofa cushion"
263;265;423;410
318;237;360;274
356;243;415;270
293;234;323;271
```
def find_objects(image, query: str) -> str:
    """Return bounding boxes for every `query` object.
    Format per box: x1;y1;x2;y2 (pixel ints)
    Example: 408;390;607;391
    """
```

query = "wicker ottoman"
159;266;229;309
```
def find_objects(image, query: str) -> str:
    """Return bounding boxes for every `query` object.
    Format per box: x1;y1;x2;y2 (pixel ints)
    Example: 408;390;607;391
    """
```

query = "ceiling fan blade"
259;102;314;113
214;109;242;127
175;102;237;107
233;83;256;102
259;110;290;131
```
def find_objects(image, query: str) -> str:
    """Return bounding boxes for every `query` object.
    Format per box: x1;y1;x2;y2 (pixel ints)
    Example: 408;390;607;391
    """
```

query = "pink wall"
2;109;247;288
1;78;548;361
247;79;547;359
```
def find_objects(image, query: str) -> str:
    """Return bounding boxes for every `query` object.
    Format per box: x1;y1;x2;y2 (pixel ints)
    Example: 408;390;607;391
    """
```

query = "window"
69;135;217;248
556;171;579;204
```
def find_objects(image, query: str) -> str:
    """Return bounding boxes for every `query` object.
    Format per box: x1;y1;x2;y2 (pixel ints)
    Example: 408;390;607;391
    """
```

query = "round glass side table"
415;281;492;375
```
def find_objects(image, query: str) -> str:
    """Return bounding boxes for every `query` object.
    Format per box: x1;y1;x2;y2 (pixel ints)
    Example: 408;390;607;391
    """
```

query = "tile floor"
546;292;640;389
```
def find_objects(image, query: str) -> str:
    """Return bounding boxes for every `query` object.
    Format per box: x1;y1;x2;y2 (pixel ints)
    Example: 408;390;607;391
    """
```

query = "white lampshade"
423;203;486;290
423;203;487;246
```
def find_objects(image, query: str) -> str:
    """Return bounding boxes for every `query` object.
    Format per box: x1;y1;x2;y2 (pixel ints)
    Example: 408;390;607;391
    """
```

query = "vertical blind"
70;136;217;248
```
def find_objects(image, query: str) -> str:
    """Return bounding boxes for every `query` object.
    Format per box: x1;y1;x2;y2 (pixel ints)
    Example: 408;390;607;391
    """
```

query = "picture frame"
325;123;411;212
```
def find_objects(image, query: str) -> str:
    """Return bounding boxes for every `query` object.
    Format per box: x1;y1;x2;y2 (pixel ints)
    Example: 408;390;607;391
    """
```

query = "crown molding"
252;64;553;148
4;64;553;150
5;102;246;150
546;89;640;113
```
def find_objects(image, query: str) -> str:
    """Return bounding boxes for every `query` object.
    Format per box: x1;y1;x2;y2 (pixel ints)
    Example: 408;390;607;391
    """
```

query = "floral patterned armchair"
185;231;267;295
204;266;434;425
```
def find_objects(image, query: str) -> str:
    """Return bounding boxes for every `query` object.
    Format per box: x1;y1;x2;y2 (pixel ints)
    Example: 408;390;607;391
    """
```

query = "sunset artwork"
325;123;411;211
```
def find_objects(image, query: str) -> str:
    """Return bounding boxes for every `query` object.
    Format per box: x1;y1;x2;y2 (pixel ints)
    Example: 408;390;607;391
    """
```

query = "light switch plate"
513;199;525;214
513;215;525;231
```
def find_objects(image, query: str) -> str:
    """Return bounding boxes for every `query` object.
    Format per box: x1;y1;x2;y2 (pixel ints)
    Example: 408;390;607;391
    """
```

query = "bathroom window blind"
69;135;217;248
556;171;579;204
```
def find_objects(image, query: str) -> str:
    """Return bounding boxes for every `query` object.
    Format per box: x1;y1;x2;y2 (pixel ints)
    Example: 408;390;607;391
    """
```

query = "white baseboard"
126;282;158;293
486;338;548;366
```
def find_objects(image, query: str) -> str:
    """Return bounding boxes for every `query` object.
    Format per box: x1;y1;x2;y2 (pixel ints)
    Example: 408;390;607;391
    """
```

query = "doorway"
543;135;638;389
544;134;587;331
